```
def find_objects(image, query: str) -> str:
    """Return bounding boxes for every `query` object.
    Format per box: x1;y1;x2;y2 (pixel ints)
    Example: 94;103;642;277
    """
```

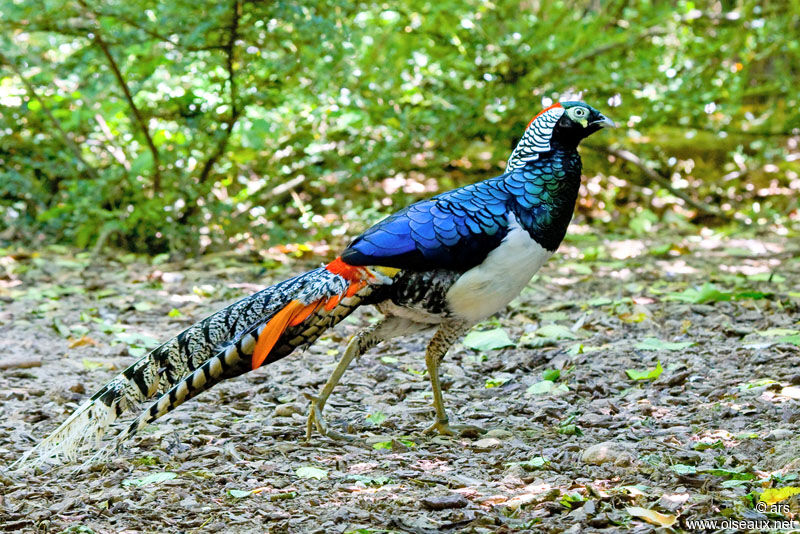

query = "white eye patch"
566;107;589;127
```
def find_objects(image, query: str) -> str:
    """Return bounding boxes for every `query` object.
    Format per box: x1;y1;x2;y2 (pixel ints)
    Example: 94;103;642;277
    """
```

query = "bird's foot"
423;418;486;438
303;393;355;441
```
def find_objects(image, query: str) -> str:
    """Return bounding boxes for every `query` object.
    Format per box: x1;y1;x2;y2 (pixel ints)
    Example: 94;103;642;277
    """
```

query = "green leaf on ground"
693;440;724;451
649;243;673;256
557;424;581;435
52;317;70;338
295;466;327;480
747;272;785;283
756;328;799;337
122;471;177;487
527;380;554;395
734;290;771;300
365;411;387;426
666;283;731;304
520;324;581;348
774;335;800;346
635;338;694;351
485;376;509;388
538;311;569;322
542;369;560;381
519;334;558;348
671;464;697;475
82;358;114;371
228;489;253;498
536;324;580;340
133;301;155;312
526;380;569;396
560;493;584;508
566;343;603;355
626;361;663;380
347;475;393;486
516;456;550;470
462;328;514;351
738;379;777;390
114;332;161;348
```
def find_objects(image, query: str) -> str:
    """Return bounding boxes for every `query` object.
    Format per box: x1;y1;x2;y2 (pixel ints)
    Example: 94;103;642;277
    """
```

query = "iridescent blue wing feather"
342;177;512;272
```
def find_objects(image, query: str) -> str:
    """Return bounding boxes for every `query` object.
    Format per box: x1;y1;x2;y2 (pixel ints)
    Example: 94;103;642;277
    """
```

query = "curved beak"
591;114;616;128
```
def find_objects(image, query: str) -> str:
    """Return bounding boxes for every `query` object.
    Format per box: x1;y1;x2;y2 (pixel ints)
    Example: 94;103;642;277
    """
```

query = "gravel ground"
1;235;799;533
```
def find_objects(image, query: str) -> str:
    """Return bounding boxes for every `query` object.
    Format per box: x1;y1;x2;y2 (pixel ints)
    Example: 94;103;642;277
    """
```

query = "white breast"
446;214;552;323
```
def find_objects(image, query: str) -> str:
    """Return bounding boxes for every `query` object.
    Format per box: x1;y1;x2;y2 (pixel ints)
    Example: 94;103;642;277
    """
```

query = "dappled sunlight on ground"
1;233;798;531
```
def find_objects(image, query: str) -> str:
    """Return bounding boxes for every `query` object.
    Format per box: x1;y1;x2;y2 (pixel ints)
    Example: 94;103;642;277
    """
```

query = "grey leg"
305;316;426;440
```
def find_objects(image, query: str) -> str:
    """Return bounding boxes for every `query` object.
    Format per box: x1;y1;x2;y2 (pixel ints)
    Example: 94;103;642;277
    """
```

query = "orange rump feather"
325;257;366;281
252;258;372;370
252;300;320;369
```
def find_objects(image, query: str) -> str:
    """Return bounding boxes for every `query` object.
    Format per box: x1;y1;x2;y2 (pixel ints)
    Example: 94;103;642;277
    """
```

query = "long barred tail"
16;259;399;467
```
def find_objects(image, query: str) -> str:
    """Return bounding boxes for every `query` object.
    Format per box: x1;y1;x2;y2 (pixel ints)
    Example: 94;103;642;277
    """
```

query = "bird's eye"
574;108;587;117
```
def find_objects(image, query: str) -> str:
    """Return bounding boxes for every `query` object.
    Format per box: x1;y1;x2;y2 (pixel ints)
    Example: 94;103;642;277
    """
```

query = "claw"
424;418;485;438
304;393;355;441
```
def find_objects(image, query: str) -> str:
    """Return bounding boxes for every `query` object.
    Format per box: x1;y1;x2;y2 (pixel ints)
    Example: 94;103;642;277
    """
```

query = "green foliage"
1;1;798;252
626;360;664;380
364;411;387;426
462;327;515;351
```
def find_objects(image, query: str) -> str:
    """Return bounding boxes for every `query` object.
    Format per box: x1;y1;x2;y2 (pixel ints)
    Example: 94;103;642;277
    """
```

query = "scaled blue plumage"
341;150;582;272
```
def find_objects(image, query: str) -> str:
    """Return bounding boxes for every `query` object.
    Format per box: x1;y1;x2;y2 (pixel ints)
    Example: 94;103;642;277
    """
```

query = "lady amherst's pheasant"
19;101;613;465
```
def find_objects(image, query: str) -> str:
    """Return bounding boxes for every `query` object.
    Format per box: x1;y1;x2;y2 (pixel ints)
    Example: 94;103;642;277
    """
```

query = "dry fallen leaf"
780;386;800;400
626;506;677;527
760;487;800;506
69;335;98;348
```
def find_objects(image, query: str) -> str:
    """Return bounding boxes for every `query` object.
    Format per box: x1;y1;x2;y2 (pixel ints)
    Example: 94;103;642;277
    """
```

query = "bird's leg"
304;326;381;441
305;316;424;441
422;319;484;437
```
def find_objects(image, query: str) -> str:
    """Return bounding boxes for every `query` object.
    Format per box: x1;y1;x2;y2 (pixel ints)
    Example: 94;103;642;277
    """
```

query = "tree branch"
178;0;241;228
196;0;242;187
77;0;163;193
89;9;228;52
94;113;130;170
0;52;100;181
230;173;309;218
586;144;722;217
2;18;228;52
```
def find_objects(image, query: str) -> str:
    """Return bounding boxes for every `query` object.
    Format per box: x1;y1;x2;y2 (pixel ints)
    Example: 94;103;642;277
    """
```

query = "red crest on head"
527;102;564;129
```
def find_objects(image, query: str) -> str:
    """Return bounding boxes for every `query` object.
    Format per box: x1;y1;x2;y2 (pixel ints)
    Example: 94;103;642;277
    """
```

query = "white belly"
446;214;552;323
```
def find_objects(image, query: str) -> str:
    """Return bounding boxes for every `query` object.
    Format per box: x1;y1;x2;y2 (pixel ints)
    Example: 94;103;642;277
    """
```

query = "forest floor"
1;231;799;533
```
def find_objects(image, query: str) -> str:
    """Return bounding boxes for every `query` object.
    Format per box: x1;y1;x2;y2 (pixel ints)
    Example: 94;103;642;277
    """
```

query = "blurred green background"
1;0;798;255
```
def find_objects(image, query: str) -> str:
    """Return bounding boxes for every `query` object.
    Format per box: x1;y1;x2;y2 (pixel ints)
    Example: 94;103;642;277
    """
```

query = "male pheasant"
20;101;613;465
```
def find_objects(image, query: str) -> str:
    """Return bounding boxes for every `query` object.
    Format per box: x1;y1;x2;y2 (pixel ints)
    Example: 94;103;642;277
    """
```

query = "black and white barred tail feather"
120;286;372;442
15;265;392;468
